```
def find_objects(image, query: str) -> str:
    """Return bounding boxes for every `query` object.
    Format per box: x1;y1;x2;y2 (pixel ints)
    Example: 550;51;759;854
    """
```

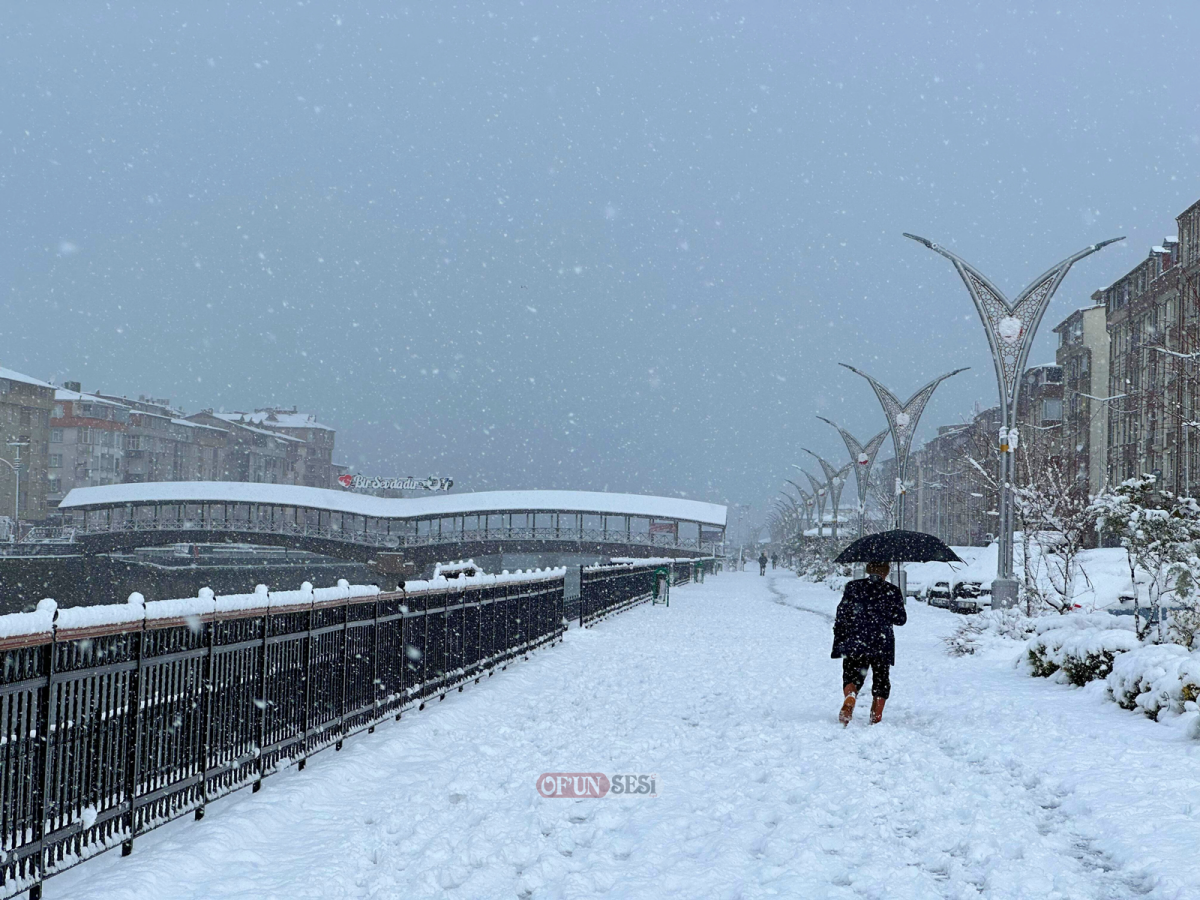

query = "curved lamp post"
783;480;815;534
798;469;829;538
801;449;853;541
815;417;888;538
904;233;1123;608
840;364;967;532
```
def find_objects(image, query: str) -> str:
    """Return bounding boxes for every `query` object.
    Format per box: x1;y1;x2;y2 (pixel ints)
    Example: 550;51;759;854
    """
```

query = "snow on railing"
0;569;571;900
0;570;576;642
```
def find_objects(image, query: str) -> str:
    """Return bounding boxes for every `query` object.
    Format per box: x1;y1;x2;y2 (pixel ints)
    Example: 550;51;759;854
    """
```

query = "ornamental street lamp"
839;365;967;532
816;417;889;538
799;469;829;538
801;449;853;541
904;233;1123;608
783;480;815;533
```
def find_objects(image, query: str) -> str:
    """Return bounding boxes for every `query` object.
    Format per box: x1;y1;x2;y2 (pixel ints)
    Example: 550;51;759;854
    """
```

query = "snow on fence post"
121;594;147;857
29;613;56;900
0;572;579;900
196;587;217;821
254;586;271;792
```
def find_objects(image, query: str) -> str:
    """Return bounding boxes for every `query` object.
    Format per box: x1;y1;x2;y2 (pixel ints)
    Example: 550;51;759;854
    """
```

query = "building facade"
1014;364;1065;484
909;405;1002;547
186;411;297;484
0;367;55;525
1053;305;1111;497
210;408;336;488
48;388;130;506
1099;239;1181;489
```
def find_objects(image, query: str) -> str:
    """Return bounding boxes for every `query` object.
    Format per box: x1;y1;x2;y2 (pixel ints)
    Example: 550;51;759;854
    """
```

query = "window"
1042;399;1063;421
50;428;63;443
47;475;60;493
19;407;31;426
49;454;62;468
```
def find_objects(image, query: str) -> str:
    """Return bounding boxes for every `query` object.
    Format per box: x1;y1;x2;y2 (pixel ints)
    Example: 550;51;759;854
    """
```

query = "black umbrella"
834;529;963;564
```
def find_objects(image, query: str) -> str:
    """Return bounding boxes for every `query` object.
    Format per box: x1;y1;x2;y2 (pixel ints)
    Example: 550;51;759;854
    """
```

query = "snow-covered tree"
1013;456;1098;616
1091;476;1200;642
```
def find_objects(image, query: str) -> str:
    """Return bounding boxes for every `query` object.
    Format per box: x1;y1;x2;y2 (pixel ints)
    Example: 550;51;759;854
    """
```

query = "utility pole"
4;437;30;538
905;233;1122;608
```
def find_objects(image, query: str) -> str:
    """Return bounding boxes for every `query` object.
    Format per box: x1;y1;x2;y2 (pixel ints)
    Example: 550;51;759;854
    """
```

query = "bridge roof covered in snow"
59;482;727;527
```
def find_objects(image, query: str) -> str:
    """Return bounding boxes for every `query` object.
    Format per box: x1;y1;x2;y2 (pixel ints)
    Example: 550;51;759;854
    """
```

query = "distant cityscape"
6;193;1200;547
880;195;1200;547
0;372;345;530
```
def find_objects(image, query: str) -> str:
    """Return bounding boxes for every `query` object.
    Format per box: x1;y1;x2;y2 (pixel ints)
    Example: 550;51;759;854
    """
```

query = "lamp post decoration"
800;469;829;538
816;417;888;538
839;364;967;531
784;480;815;534
904;233;1123;607
801;449;853;541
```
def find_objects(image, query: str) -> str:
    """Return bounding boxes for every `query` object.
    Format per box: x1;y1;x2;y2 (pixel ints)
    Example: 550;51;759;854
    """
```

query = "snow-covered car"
948;581;984;613
926;581;953;606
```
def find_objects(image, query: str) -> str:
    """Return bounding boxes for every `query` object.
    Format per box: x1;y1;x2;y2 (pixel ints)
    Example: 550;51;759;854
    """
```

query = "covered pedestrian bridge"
58;482;726;567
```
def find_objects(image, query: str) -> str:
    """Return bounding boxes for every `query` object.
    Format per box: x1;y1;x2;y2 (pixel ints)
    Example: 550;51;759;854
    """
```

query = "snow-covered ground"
48;572;1200;899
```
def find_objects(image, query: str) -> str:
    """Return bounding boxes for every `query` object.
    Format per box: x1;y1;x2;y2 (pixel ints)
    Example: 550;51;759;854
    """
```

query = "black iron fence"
579;558;716;626
0;573;565;900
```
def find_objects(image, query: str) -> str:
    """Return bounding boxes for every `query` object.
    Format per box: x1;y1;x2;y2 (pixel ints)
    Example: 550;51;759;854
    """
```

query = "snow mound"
1108;643;1200;722
1024;613;1139;684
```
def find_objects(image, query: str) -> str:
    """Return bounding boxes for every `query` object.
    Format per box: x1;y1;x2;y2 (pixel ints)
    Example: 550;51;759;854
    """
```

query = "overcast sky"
2;2;1198;524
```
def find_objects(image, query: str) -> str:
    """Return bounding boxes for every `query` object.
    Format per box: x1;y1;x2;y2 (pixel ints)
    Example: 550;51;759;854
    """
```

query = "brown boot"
838;686;857;726
869;698;886;724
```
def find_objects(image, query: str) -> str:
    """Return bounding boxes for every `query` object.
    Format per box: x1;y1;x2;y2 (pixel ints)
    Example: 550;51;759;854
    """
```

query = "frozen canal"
51;571;1200;899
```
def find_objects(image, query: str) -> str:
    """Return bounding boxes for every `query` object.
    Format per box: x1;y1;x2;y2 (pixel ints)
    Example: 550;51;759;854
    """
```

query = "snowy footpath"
50;572;1200;899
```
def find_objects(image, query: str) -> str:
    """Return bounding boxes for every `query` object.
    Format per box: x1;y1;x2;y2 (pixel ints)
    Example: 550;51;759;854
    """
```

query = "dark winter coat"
830;575;907;666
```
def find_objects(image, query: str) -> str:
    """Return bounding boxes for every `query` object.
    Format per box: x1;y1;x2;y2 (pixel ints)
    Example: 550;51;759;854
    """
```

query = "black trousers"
842;657;891;699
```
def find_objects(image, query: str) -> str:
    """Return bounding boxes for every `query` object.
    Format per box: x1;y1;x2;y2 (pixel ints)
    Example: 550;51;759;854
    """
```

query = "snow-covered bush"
1091;477;1200;642
944;608;1038;656
791;538;847;584
1107;643;1200;719
1023;613;1140;685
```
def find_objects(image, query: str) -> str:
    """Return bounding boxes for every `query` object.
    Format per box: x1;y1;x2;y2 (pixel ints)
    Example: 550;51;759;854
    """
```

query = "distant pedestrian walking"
758;552;768;576
831;561;906;725
770;553;778;570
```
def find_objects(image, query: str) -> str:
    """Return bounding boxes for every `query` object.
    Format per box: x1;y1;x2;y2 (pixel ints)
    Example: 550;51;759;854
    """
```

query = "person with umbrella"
831;561;906;725
830;530;961;725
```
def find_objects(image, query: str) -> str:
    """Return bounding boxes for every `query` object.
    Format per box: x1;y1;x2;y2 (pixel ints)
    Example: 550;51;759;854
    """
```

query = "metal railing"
71;519;713;554
578;557;716;626
0;575;565;900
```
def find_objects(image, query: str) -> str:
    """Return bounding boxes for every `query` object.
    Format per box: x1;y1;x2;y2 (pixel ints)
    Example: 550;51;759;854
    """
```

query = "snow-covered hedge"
943;608;1039;656
1107;643;1200;719
1023;613;1140;685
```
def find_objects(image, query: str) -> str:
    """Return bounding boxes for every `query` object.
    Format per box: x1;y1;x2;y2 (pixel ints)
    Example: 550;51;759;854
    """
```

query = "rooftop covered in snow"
0;366;54;390
59;482;727;526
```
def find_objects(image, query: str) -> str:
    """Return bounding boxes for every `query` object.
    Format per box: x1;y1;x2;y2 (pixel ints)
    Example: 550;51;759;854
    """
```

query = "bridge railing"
0;572;565;900
70;517;713;553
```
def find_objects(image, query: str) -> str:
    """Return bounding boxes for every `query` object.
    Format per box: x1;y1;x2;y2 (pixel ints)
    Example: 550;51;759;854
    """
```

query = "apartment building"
186;410;297;483
0;366;55;523
209;408;335;488
1053;305;1110;496
48;387;130;505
